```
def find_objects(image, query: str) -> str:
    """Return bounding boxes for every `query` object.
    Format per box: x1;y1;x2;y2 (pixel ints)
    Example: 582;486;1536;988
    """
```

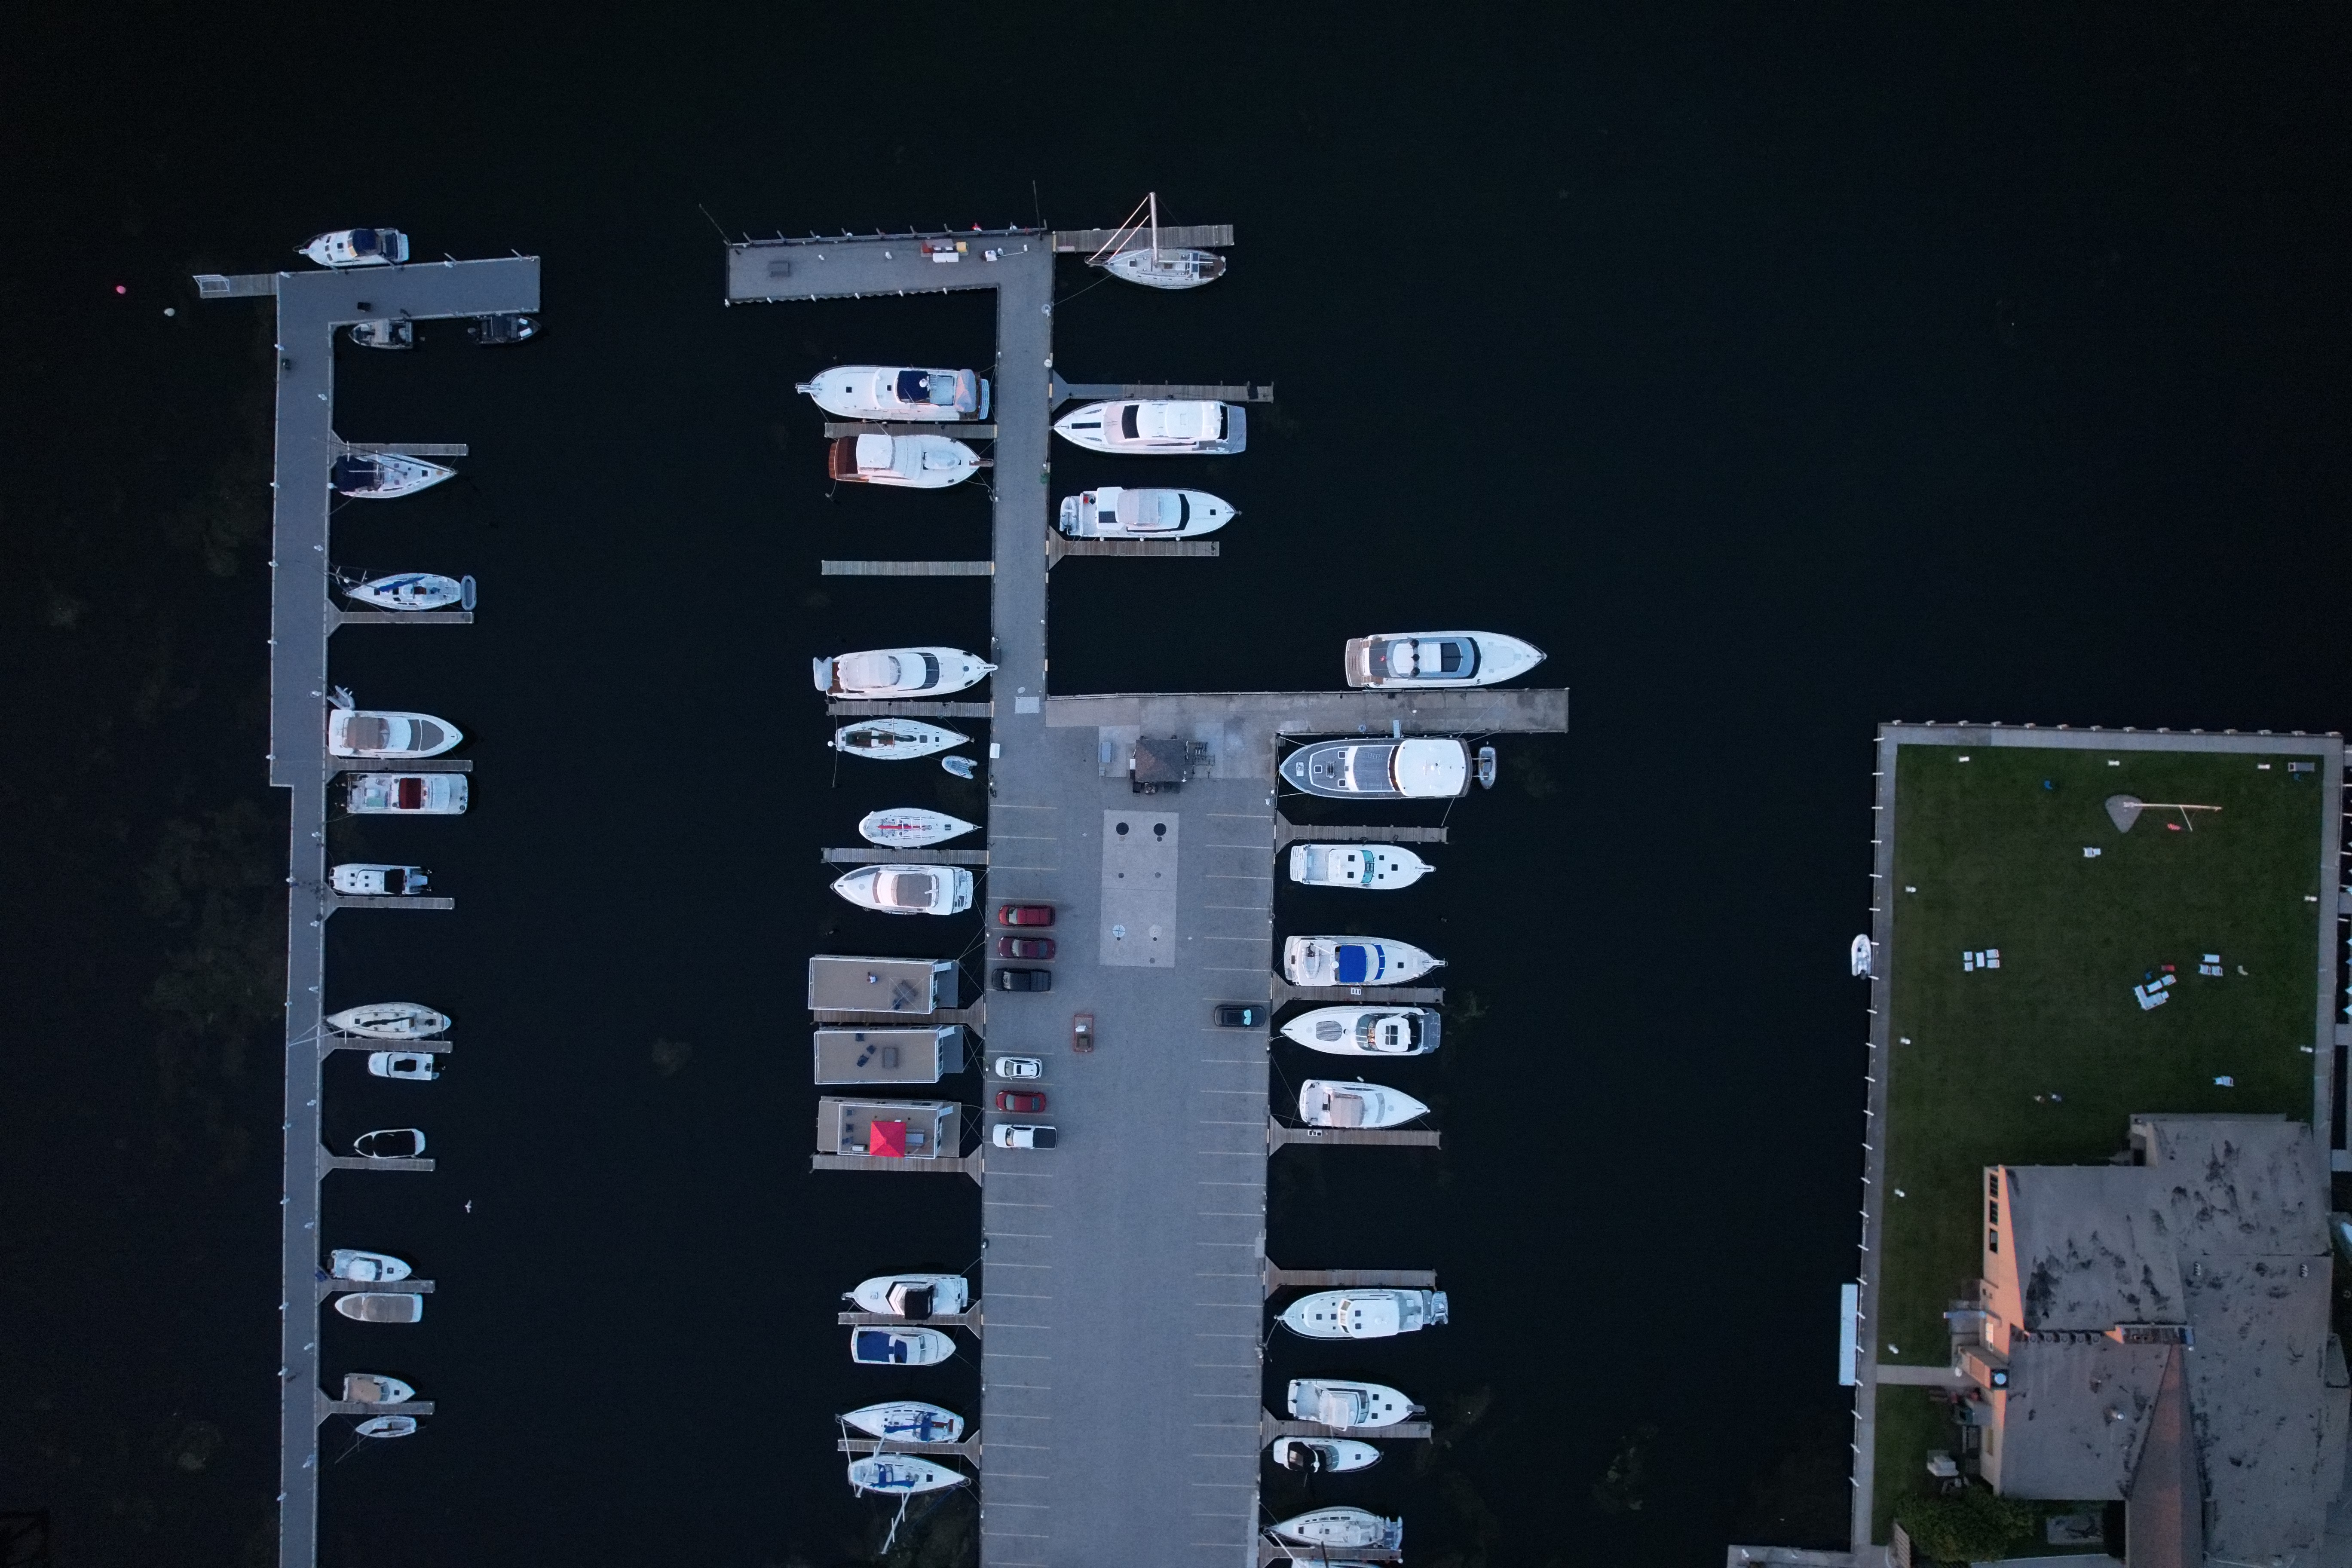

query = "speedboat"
1283;936;1442;986
858;808;980;848
1053;400;1245;455
327;1002;448;1038
1286;1378;1420;1429
1087;193;1227;291
848;1456;966;1495
367;1052;440;1081
331;453;454;499
1057;487;1233;538
328;1249;412;1283
1268;1437;1381;1474
830;865;974;917
829;433;984;489
1298;1079;1430;1129
331;863;430;896
1282;1006;1441;1057
334;1293;424;1324
1344;631;1546;689
347;318;413;350
466;313;537;345
1278;1289;1449;1339
342;1372;415;1405
1287;844;1432;890
850;1327;954;1366
841;1401;966;1443
815;647;995;699
346;774;467;815
1281;738;1469;800
328;709;462;759
352;1128;426;1159
798;366;989;422
1268;1509;1403;1551
354;1415;419;1439
340;573;475;612
847;1274;971;1317
297;228;408;268
832;720;971;760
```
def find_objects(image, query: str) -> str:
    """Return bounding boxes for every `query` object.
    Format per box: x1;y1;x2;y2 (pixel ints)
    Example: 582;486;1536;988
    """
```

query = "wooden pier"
821;847;989;866
810;1150;985;1182
1262;1261;1439;1295
824;698;993;718
821;559;994;577
1050;223;1233;252
1257;1409;1432;1443
1049;373;1274;407
315;1398;437;1420
823;421;997;440
328;608;475;628
1273;820;1447;848
812;1004;986;1028
320;1151;435;1174
318;1033;450;1056
1266;1121;1442;1152
1270;978;1444;1006
315;1277;435;1302
837;1307;983;1331
1046;534;1221;565
323;893;456;914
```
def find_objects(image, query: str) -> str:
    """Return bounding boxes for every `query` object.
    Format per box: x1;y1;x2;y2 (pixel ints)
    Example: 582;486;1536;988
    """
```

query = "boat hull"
343;573;472;612
1343;631;1547;689
1099;246;1227;289
1051;401;1246;455
343;1373;414;1404
326;1003;450;1038
329;1249;413;1283
848;1456;966;1494
831;865;975;916
1282;937;1442;986
334;1292;424;1324
1269;1509;1403;1551
799;366;989;422
366;1051;439;1081
858;808;981;848
1268;1437;1382;1473
832;720;970;760
828;434;982;488
1280;738;1469;799
346;773;468;814
815;646;995;698
1286;1378;1419;1429
328;709;463;760
1280;1006;1442;1057
1055;486;1234;538
1277;1288;1449;1339
848;1274;971;1317
331;453;454;499
1298;1079;1430;1129
841;1401;967;1443
850;1326;955;1366
1286;844;1433;890
354;1415;419;1438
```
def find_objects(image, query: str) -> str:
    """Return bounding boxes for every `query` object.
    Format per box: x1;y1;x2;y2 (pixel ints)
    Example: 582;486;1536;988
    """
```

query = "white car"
1287;843;1432;890
1281;1006;1441;1057
798;365;989;422
330;863;430;896
830;865;974;916
1280;738;1468;800
298;227;408;268
1343;631;1547;688
828;433;984;489
346;774;467;815
328;709;462;759
367;1052;440;1081
1056;487;1234;538
1052;400;1246;455
815;647;995;699
992;1124;1057;1150
993;1057;1044;1079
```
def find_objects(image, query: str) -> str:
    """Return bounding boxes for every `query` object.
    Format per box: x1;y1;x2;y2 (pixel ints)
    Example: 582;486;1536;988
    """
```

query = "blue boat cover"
854;1330;904;1363
1335;945;1371;984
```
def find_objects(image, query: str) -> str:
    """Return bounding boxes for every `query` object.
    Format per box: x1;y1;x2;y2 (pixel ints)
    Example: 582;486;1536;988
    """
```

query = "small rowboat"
831;719;969;761
354;1415;419;1439
858;808;980;848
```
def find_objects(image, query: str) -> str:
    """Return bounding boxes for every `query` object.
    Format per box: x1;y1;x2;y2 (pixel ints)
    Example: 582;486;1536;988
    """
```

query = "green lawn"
1872;1385;1948;1542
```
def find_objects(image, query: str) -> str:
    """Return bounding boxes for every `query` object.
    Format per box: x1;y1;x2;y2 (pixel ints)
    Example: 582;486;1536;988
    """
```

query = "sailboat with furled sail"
1089;193;1226;291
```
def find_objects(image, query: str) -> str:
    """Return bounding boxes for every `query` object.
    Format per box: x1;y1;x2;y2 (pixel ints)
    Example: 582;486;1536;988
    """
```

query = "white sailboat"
841;1401;966;1443
1268;1508;1403;1551
1088;193;1227;290
340;572;475;612
832;719;970;760
848;1456;966;1495
858;808;980;847
1298;1079;1430;1129
331;453;454;499
326;1002;449;1039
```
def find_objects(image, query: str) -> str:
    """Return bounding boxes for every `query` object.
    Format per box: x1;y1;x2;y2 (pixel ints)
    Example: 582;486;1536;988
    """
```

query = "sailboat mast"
1149;191;1159;260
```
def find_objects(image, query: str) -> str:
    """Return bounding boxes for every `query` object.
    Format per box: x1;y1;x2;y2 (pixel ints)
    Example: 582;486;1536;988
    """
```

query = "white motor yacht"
798;366;989;422
1268;1509;1404;1551
831;865;974;917
340;572;475;612
352;1128;426;1159
1287;844;1432;890
832;719;969;760
828;432;984;489
298;228;408;268
354;1415;419;1439
848;1456;966;1495
346;774;467;814
1281;738;1468;800
328;1249;413;1283
1053;400;1246;455
1268;1436;1382;1474
366;1052;440;1081
1298;1079;1430;1129
326;1003;449;1038
815;647;995;699
847;1274;971;1318
1283;936;1442;986
1286;1378;1420;1429
1057;486;1233;538
1282;1006;1441;1057
347;318;413;350
1279;1289;1449;1340
1344;631;1546;689
331;453;455;499
841;1401;965;1443
330;863;430;896
334;1293;424;1324
858;808;980;848
1087;193;1227;290
342;1372;415;1405
850;1326;954;1366
328;709;462;759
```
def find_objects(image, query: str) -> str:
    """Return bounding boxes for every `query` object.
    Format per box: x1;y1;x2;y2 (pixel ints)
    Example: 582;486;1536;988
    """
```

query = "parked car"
995;935;1057;960
995;968;1052;993
1072;1012;1095;1054
995;1090;1047;1113
996;904;1055;927
993;1056;1044;1079
992;1123;1057;1150
1213;1004;1266;1029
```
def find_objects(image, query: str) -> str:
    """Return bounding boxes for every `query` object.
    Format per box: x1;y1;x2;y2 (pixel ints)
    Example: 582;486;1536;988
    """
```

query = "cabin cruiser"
328;1249;412;1283
334;1292;423;1323
1344;631;1546;689
1088;193;1227;290
1299;1079;1430;1129
354;1415;418;1439
847;1274;971;1318
1057;487;1232;538
832;719;968;760
858;808;980;848
1268;1437;1381;1474
1286;1378;1420;1428
830;865;974;917
343;1373;415;1405
347;318;412;350
848;1456;966;1495
1054;400;1245;455
1278;1288;1449;1339
842;1401;965;1443
352;1128;426;1159
331;453;454;499
829;432;984;489
466;313;538;345
328;709;462;759
1287;843;1432;890
797;366;989;422
814;647;995;699
1268;1509;1403;1551
1282;738;1468;800
298;228;408;268
346;773;467;814
340;572;475;612
1281;1006;1441;1057
1283;936;1442;986
367;1052;439;1081
327;1002;448;1038
850;1326;954;1366
331;863;430;896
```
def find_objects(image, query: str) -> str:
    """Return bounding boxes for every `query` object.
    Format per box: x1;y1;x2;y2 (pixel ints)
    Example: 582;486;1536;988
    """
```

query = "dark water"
8;6;2352;1565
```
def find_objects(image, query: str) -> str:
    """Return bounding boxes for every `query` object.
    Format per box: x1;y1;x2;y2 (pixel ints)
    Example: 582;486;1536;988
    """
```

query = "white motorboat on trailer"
815;647;995;699
327;1002;449;1038
346;773;467;814
334;1292;423;1324
1087;192;1227;291
1287;1378;1421;1428
1282;738;1469;800
330;863;430;896
828;432;984;489
858;808;980;848
1268;1436;1382;1474
1344;630;1546;689
830;865;974;917
347;318;413;350
298;228;408;268
352;1128;426;1159
798;366;989;422
1054;400;1245;455
328;709;462;759
1268;1508;1403;1551
848;1456;966;1495
340;572;475;612
1278;1288;1449;1339
1282;1006;1441;1057
354;1416;418;1439
343;1372;414;1405
847;1274;971;1318
367;1052;439;1081
331;453;454;499
1056;486;1233;538
841;1401;966;1443
328;1249;412;1283
1298;1079;1430;1129
832;719;969;760
850;1326;954;1366
1283;936;1442;986
1287;843;1432;890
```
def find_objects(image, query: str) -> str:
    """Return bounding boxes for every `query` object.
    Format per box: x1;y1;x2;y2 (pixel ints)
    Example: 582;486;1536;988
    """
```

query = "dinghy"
798;366;990;422
342;1373;415;1405
1283;936;1442;986
858;808;980;848
850;1326;954;1366
347;318;413;350
1268;1436;1381;1473
352;1128;426;1160
328;1249;412;1283
1281;1006;1441;1058
1343;631;1546;689
326;1003;449;1039
841;1401;966;1443
340;572;475;612
331;453;454;499
366;1052;439;1081
297;228;408;268
1286;1378;1420;1428
941;756;977;779
815;647;995;699
848;1456;966;1495
828;432;984;489
1298;1079;1429;1129
333;1292;424;1324
832;719;969;761
330;863;430;896
328;709;462;759
1278;1288;1449;1339
1268;1508;1403;1551
353;1415;419;1438
830;865;974;917
1287;843;1432;890
1087;193;1227;291
847;1274;971;1317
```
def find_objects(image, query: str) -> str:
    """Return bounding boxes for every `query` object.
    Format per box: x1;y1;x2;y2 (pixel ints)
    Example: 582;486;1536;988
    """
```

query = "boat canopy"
855;434;893;467
1334;944;1372;984
886;872;937;908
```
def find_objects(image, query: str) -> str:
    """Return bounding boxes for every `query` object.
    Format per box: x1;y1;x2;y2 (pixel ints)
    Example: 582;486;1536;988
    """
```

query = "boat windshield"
894;370;931;402
351;230;379;254
1120;405;1141;440
916;653;942;688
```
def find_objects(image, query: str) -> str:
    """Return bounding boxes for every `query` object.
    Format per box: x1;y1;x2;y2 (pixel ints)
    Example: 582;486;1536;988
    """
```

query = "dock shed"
814;1026;965;1085
816;1097;959;1159
807;954;959;1014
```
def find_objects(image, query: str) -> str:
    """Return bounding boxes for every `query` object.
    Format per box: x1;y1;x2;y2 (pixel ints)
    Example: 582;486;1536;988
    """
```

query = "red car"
995;1090;1047;1113
996;935;1056;960
997;904;1055;927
